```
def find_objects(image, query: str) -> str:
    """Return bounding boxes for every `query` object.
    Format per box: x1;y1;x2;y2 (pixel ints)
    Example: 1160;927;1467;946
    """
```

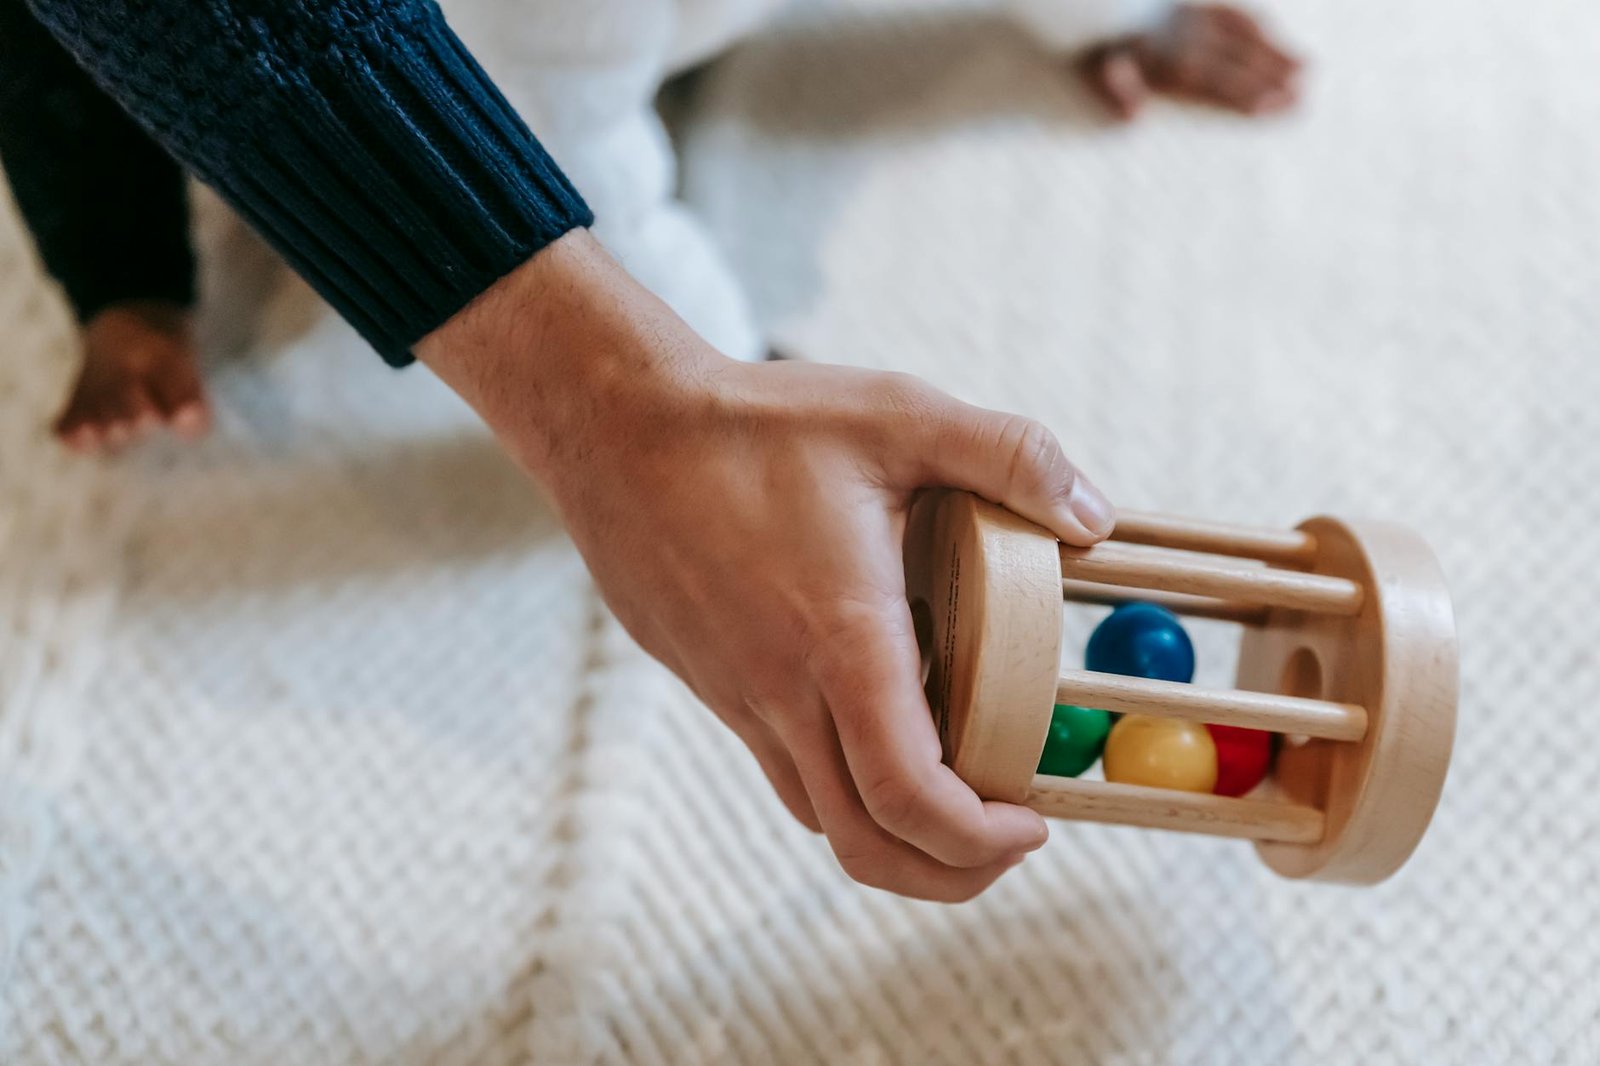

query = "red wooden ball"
1207;724;1273;797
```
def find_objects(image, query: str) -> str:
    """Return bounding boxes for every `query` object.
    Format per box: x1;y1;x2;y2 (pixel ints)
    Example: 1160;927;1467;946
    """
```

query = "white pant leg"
442;0;773;361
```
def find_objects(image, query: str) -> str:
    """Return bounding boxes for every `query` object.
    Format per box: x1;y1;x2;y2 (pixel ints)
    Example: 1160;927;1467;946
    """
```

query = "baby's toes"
147;358;211;440
87;388;158;453
169;402;212;440
130;386;166;438
99;417;134;452
56;418;104;455
54;394;111;455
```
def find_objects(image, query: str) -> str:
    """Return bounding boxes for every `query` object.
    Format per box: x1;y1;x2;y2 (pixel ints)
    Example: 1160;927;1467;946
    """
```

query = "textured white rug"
4;0;1600;1062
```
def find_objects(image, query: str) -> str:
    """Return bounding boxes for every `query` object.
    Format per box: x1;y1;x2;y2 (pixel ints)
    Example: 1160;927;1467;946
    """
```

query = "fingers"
1195;59;1286;116
1207;35;1301;115
734;711;823;833
1081;45;1151;122
1154;5;1303;116
1198;3;1274;45
910;387;1114;546
772;690;1030;902
1229;38;1302;114
815;599;1049;869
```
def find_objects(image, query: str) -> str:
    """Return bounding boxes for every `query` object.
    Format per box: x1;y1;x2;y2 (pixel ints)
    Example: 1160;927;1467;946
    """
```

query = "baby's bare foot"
1080;4;1302;121
54;300;211;454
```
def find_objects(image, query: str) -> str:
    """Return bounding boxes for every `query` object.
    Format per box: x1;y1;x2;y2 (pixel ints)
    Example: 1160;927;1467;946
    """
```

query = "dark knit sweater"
7;0;593;366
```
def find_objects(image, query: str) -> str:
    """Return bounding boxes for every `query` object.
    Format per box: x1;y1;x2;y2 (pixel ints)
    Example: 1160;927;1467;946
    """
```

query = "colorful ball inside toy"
1207;724;1274;797
1103;715;1218;793
1036;704;1112;778
1086;602;1195;683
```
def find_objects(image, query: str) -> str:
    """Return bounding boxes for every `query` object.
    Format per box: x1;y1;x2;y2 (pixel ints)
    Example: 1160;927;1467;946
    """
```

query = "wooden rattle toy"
903;491;1457;884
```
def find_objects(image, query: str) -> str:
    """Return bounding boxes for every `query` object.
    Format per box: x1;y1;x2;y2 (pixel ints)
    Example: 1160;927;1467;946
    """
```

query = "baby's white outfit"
443;0;1169;361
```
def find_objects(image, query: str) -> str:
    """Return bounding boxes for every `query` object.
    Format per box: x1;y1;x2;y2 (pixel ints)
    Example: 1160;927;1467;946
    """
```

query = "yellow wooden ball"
1103;715;1219;793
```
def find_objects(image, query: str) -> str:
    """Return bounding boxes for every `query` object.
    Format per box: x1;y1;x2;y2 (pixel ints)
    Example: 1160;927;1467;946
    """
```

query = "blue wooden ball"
1085;602;1195;683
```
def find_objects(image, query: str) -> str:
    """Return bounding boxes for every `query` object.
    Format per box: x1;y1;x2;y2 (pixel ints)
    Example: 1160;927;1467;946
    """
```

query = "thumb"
918;399;1116;546
1084;46;1151;122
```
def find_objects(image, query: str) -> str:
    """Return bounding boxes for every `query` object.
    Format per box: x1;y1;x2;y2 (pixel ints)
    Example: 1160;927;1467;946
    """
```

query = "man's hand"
418;231;1115;901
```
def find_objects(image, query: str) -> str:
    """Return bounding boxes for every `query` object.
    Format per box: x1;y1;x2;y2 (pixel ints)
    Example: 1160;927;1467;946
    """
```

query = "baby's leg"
0;0;209;452
445;0;772;362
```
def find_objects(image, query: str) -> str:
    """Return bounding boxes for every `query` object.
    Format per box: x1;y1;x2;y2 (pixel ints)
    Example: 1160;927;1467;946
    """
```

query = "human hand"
419;232;1116;901
1081;4;1303;121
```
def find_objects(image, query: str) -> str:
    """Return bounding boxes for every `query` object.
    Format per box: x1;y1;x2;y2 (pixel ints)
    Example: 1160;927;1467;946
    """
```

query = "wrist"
416;229;731;484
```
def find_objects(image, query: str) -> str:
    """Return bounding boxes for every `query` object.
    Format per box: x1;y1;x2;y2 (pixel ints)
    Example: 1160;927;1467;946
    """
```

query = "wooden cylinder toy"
903;491;1457;884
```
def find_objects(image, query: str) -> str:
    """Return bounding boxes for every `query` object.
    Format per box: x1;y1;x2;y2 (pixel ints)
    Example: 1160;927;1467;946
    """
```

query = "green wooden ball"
1036;704;1112;778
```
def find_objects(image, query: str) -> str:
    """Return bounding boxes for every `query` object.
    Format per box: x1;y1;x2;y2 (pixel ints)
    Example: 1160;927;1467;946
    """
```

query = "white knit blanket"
4;0;1599;1062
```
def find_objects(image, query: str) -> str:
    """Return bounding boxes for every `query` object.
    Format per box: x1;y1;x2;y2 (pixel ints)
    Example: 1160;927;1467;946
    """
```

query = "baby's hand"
1081;4;1303;121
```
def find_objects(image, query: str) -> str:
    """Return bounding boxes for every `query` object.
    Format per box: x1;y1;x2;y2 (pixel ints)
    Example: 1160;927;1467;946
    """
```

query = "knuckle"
832;847;886;889
801;600;894;683
876;370;929;404
860;769;928;835
999;416;1073;499
870;372;943;426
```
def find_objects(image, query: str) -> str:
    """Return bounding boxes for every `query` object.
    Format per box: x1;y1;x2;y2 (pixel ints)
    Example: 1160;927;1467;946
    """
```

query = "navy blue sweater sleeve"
24;0;593;366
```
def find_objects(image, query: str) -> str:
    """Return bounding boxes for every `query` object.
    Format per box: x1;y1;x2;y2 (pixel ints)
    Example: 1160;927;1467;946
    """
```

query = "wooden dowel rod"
1059;542;1365;616
1025;776;1325;843
1061;579;1270;625
1113;511;1319;567
1054;670;1368;741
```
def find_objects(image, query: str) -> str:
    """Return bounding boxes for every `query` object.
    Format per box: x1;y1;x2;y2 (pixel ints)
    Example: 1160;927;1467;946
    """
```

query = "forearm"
0;0;194;321
23;0;591;366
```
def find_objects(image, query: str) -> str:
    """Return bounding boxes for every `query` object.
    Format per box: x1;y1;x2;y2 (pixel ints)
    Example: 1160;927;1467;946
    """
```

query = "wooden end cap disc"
1240;517;1458;884
904;491;1063;804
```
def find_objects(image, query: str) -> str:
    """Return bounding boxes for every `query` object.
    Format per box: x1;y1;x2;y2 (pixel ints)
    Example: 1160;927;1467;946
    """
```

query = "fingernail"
1026;819;1050;851
1069;478;1117;538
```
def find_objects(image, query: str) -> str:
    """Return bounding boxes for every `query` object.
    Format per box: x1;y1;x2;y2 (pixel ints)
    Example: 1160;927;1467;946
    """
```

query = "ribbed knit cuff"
209;11;593;366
